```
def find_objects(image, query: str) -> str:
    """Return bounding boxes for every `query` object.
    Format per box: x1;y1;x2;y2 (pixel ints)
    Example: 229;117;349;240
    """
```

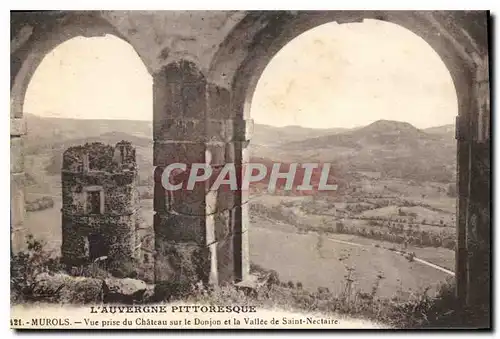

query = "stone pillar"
153;61;248;286
466;141;490;318
464;58;490;325
206;84;253;283
230;126;252;283
153;62;254;286
455;114;469;306
11;115;27;253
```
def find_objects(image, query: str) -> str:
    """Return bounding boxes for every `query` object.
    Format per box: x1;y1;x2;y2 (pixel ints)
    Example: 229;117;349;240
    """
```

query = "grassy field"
24;170;455;303
249;214;451;299
24;198;452;299
324;233;455;272
25;197;63;256
360;205;454;226
24;197;155;257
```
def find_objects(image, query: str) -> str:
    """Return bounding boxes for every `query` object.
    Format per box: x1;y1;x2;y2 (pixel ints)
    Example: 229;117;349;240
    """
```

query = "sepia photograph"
9;9;491;330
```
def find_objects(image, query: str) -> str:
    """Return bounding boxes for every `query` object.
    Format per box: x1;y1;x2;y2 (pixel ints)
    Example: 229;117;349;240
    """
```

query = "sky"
24;35;153;121
25;19;458;129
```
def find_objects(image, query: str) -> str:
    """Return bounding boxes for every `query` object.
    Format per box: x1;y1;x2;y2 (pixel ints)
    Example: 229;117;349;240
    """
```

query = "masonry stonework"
11;11;490;320
60;141;153;280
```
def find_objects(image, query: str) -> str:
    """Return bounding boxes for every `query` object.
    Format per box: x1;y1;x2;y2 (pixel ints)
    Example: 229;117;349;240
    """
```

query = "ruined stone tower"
61;141;141;271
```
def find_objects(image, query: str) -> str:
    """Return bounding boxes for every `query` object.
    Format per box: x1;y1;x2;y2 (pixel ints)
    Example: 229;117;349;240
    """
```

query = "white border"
3;2;499;338
3;0;499;10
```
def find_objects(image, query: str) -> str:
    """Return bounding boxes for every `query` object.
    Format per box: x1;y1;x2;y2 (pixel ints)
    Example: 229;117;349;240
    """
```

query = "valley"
22;114;457;299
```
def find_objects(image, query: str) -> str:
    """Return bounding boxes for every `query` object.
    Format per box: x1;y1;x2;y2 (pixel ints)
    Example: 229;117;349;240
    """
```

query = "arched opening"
246;19;459;299
20;34;154;280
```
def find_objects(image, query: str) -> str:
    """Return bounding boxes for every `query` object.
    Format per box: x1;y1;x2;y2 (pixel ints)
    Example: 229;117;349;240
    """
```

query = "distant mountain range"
270;120;456;183
23;114;457;183
283;120;443;150
423;124;455;137
251;124;349;146
24;114;152;154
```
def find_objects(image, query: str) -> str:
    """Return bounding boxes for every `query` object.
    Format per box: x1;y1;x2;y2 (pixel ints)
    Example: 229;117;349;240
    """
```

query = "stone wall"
60;142;148;277
11;116;27;252
11;11;490;320
152;60;251;285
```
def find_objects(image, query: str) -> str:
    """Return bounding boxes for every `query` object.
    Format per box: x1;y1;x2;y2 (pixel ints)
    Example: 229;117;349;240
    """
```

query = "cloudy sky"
25;19;457;129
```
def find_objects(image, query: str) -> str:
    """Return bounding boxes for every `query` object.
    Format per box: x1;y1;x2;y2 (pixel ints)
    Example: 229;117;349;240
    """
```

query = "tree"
447;183;457;197
336;222;345;233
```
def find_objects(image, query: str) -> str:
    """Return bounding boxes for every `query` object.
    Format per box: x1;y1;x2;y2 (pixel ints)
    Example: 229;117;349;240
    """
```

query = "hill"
283;120;444;150
25;114;346;150
23;115;456;183
278;120;457;183
423;124;456;141
24;114;152;154
251;123;347;146
41;132;153;177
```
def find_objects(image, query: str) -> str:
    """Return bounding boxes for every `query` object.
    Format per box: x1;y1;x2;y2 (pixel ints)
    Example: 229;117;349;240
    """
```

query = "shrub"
184;262;488;329
70;262;110;279
317;286;330;294
25;196;54;212
442;238;456;250
107;258;137;279
139;190;154;199
138;175;154;187
267;270;280;286
384;280;489;328
447;183;457;197
405;252;416;262
336;222;345;233
154;280;194;302
11;235;64;303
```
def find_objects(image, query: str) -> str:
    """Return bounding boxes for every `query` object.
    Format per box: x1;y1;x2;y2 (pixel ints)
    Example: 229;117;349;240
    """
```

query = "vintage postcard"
10;10;491;330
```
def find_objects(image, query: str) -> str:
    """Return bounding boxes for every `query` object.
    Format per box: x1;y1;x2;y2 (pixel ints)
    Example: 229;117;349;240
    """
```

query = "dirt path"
323;234;455;277
412;258;455;276
252;213;455;278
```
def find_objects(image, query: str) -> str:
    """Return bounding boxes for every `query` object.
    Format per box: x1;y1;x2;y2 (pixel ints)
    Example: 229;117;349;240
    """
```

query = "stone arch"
10;13;489;314
11;12;152;118
152;59;246;285
208;11;489;306
11;14;152;117
209;11;480;123
10;12;152;252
